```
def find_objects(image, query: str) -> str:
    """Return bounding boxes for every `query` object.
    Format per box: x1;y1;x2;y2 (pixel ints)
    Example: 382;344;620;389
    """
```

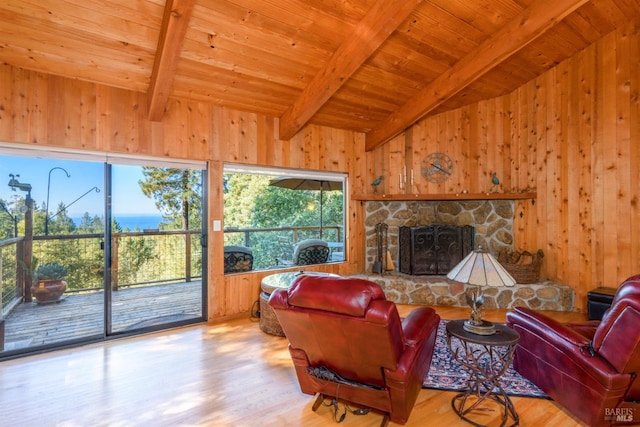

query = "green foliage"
76;212;104;233
139;167;202;230
35;262;67;280
223;172;345;270
117;235;157;285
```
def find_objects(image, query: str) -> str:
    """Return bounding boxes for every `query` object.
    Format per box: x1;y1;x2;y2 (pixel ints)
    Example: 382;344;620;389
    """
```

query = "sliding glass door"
108;164;205;333
0;148;207;359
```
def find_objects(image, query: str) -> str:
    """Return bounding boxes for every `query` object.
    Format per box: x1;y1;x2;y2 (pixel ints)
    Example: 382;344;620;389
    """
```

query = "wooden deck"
2;281;203;352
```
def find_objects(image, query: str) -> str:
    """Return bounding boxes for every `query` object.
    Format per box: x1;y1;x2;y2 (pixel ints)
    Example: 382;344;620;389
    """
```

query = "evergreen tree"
139;168;202;230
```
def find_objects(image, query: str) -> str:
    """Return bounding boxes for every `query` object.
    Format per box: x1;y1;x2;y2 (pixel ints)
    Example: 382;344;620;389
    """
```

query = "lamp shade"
446;248;516;288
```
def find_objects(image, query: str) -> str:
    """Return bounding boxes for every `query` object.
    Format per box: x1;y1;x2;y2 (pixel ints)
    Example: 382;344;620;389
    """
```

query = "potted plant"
31;262;68;304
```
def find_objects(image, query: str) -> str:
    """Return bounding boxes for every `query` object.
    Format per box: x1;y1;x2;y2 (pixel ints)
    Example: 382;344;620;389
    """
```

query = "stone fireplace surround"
356;200;574;311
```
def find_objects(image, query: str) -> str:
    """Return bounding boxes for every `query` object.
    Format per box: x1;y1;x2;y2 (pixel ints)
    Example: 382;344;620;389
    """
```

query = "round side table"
445;319;520;427
259;271;338;336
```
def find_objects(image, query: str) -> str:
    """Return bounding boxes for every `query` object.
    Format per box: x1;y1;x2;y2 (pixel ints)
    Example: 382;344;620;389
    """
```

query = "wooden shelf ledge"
352;192;536;201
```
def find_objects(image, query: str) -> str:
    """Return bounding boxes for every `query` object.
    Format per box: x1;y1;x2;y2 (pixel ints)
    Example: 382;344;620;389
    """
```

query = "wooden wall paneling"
630;22;640;282
615;24;632;282
475;101;490;194
411;117;426;194
218;107;238;163
499;96;512;193
545;69;560;281
122;88;147;155
0;66;24;143
160;97;184;158
577;43;596;293
556;61;570;283
423;113;439;194
460;106;474;194
508;92;521;191
433;112;446;192
285;126;306;169
598;31;619;287
390;132;399;195
366;147;382;193
464;104;477;193
404;126;415;194
486;98;500;194
182;99;210;161
520;81;536;251
45;76;67;147
314;126;328;170
456;106;470;194
207;159;225;319
495;97;508;193
381;140;392;195
564;56;581;296
255;114;274;165
328;127;348;170
26;68;49;145
531;75;546;277
228;109;258;165
346;132;366;271
98;85;124;152
446;108;462;194
95;85;111;152
510;88;527;249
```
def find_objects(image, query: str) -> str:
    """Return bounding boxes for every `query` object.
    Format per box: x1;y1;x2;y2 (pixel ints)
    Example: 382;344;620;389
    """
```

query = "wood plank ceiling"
1;0;639;150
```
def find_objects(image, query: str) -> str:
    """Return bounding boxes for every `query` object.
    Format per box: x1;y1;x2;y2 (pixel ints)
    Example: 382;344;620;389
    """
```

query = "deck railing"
0;230;202;317
1;225;344;316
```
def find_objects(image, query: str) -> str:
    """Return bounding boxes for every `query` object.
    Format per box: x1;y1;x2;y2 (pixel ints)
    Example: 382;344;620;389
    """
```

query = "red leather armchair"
506;275;640;426
269;274;440;426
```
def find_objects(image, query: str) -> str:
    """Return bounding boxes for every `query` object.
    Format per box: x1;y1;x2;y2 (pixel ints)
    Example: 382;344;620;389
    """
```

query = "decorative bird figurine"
489;172;500;192
465;287;485;325
371;176;383;194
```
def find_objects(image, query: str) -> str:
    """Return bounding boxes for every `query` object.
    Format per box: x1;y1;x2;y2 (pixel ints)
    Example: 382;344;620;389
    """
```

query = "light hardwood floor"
0;306;587;426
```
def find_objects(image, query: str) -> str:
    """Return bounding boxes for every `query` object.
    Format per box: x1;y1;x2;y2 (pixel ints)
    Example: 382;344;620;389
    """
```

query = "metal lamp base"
463;319;496;335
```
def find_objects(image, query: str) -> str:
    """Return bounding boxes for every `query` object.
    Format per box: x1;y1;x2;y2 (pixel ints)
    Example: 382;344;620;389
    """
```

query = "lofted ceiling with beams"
1;0;639;150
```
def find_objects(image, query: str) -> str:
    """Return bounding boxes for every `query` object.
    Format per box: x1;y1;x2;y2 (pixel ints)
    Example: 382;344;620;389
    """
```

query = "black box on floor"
587;287;617;320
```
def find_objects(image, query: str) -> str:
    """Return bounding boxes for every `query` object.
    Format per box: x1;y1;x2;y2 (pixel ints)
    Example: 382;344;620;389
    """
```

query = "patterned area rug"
423;320;549;399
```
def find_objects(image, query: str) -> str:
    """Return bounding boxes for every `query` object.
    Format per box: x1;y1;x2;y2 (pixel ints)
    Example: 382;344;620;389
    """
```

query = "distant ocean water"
73;214;164;231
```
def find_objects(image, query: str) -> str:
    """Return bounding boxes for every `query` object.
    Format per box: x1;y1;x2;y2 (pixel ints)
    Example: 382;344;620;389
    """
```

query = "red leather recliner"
269;274;440;426
506;275;640;426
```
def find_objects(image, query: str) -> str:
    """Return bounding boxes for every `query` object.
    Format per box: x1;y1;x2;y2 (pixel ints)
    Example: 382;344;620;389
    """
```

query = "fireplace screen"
399;225;474;275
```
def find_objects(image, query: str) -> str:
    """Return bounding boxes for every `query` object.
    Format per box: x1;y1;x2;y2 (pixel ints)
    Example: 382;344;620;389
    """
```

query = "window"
223;164;346;272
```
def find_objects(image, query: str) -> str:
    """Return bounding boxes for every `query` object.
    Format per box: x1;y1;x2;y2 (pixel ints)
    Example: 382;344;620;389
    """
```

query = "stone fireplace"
357;199;574;311
365;199;515;272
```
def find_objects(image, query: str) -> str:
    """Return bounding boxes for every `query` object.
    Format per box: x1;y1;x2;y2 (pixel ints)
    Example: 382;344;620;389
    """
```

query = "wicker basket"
498;249;544;284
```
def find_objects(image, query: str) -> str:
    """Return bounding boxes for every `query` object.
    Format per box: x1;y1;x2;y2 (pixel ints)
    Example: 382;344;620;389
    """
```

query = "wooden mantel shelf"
352;192;536;201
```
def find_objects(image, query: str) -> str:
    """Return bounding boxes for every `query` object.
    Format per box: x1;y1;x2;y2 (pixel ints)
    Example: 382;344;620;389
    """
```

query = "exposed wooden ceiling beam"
278;0;422;141
364;0;590;151
147;0;195;121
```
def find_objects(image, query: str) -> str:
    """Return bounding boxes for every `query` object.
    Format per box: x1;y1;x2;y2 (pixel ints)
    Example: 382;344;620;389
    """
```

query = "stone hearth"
351;273;574;311
360;199;574;311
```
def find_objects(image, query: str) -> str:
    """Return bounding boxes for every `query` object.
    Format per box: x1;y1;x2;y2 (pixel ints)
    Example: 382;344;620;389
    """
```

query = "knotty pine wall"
368;20;640;312
0;64;367;320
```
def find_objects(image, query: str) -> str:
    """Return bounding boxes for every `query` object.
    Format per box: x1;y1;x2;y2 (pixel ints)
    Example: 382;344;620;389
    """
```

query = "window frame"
222;163;348;272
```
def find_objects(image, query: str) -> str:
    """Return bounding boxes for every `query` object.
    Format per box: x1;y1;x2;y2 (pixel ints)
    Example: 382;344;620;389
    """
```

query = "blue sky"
0;155;158;216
